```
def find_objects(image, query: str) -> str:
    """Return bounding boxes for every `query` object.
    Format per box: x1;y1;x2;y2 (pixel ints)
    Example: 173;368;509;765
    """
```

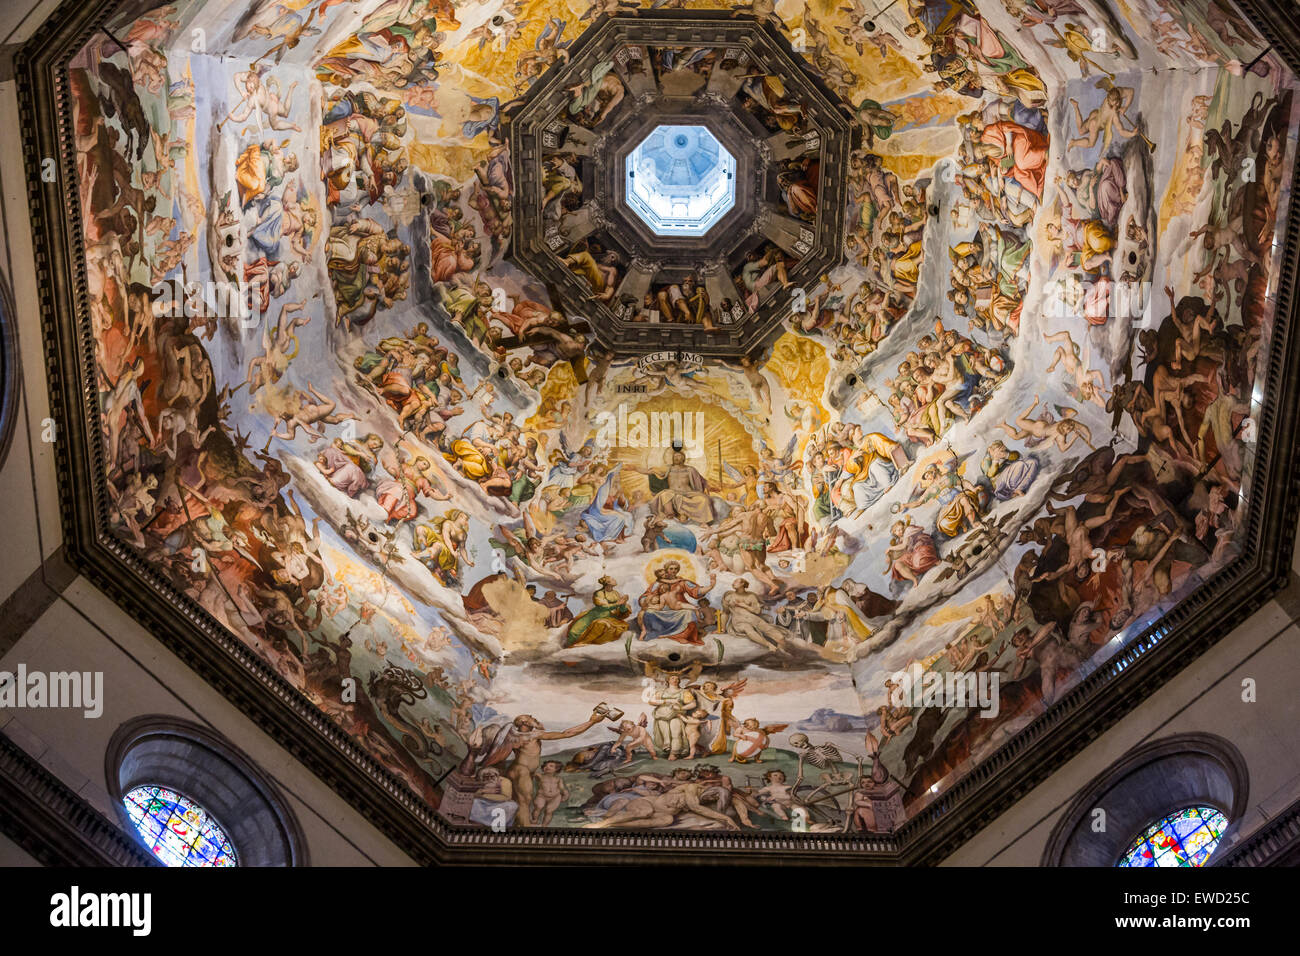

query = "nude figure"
1150;365;1212;451
103;357;154;469
244;300;308;402
1044;329;1108;408
585;780;741;830
502;711;604;827
530;760;570;827
1068;85;1140;152
998;395;1094;452
739;355;772;416
219;68;301;133
702;504;782;595
265;382;358;450
1034;493;1127;584
1009;622;1083;706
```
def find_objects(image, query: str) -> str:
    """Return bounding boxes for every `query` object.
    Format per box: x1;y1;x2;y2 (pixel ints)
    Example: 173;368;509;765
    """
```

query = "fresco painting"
73;0;1297;831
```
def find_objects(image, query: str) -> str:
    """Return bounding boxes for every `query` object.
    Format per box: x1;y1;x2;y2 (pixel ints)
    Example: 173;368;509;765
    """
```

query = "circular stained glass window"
1117;806;1228;867
123;785;238;867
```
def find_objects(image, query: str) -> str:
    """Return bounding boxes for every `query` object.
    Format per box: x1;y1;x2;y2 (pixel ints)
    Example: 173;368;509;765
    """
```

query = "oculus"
624;125;736;237
509;12;853;357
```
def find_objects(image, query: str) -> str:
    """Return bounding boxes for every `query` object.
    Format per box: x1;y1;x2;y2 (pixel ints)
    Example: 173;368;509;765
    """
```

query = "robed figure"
636;450;717;525
637;561;716;645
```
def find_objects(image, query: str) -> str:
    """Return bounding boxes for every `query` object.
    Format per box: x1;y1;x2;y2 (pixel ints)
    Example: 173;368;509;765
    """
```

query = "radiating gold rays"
602;394;760;500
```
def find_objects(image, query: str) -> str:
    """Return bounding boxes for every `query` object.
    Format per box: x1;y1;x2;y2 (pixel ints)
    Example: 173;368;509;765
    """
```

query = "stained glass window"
1117;806;1227;867
123;785;237;867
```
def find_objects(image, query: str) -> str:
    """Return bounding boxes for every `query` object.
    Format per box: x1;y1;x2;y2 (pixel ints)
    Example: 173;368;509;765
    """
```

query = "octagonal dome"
508;14;853;358
624;125;736;237
18;0;1300;867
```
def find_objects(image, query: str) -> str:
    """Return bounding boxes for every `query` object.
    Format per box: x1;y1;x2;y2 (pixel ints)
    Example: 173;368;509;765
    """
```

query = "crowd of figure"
451;691;904;833
70;0;1294;837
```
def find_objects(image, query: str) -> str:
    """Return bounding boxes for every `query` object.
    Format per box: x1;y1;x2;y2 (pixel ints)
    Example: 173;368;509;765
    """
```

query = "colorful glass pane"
1117;807;1227;867
122;785;237;867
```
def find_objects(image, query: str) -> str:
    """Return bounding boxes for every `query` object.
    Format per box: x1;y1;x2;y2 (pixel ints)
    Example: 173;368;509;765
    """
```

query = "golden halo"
642;551;698;585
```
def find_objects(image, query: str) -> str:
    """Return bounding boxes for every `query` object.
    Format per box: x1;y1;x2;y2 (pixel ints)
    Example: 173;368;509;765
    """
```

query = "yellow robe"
444;438;491;479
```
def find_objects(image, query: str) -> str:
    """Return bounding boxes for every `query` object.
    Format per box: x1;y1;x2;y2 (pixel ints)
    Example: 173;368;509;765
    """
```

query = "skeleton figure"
787;732;847;788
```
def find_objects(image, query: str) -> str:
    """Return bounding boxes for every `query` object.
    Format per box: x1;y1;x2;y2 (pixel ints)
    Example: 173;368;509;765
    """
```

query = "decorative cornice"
0;730;159;867
1215;796;1300;867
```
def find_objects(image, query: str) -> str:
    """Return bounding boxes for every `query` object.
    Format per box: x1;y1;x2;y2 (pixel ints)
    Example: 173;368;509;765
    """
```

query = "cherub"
610;714;658;765
624;360;713;398
1067;82;1142;152
465;14;529;51
836;3;903;58
681;708;710;759
730;717;788;764
753;768;795;821
531;760;569;826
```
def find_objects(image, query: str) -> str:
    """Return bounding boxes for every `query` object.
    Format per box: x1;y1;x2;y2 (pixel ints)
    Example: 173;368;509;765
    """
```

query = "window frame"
106;716;307;867
1041;733;1248;867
